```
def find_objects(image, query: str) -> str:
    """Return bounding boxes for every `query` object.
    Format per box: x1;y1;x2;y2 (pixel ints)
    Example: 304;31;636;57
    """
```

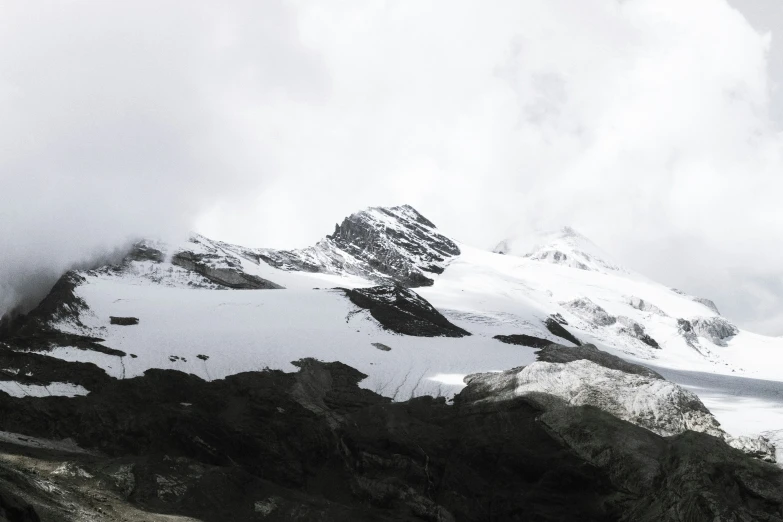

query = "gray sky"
2;0;783;335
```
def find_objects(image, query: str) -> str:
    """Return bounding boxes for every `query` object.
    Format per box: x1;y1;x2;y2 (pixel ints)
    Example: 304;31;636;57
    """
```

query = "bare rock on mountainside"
493;333;554;348
109;316;139;326
535;343;664;379
563;297;617;326
7;272;90;336
617;316;660;348
342;284;470;337
258;205;460;287
628;296;668;316
691;316;739;346
461;343;775;463
172;250;283;290
544;317;582;346
0;357;778;521
677;316;739;349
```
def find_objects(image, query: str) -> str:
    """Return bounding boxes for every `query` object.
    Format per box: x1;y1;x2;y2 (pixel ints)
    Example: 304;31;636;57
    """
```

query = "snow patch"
0;381;89;398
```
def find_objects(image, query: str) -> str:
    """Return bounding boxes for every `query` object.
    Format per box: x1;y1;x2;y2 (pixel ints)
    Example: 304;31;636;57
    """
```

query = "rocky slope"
341;284;470;337
464;343;775;462
0;354;779;521
258;205;461;287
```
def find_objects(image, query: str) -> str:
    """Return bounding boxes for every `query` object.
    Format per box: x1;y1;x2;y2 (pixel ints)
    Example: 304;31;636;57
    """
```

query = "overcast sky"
2;0;783;334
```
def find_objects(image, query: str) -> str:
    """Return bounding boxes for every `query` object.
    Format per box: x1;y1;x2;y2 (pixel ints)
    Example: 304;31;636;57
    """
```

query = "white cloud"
0;0;325;314
3;0;783;334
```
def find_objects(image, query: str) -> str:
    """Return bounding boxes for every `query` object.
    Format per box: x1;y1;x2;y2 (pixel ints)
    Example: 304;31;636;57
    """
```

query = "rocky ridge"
341;285;470;337
464;343;775;462
258;205;460;287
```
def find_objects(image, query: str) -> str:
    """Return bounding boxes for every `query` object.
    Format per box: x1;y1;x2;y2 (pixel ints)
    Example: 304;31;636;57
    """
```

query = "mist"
197;0;783;335
0;1;325;318
3;0;783;335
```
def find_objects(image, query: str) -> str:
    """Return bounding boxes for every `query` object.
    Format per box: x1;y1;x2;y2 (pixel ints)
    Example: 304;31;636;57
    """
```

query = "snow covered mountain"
4;205;782;434
494;226;630;274
1;204;783;520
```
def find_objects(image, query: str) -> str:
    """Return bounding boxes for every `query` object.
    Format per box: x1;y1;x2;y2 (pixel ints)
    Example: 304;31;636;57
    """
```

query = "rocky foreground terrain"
0;340;780;521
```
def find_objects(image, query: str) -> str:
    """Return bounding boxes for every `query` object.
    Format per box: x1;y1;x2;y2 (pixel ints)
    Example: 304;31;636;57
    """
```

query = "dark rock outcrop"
493;334;553;348
0;273;124;359
544;317;582;346
124;241;166;263
677;318;699;349
0;359;779;521
110;316;139;326
342;285;470;337
535;343;664;379
4;272;89;337
172;251;283;290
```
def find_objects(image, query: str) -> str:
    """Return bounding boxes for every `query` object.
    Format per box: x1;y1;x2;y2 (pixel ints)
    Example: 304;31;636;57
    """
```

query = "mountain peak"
494;226;628;274
262;204;460;287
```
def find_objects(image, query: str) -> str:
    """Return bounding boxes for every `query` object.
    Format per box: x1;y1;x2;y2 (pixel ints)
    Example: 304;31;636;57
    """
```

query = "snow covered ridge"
98;205;460;291
2;201;783;457
462;344;776;462
494;226;629;274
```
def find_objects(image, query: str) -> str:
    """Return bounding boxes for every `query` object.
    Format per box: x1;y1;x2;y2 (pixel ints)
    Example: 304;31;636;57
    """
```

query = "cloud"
3;0;783;335
0;0;325;315
205;0;783;333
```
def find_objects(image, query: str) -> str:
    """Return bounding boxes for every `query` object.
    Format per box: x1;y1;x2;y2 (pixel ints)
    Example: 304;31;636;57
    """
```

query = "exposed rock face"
109;316;139;326
461;345;776;463
544;317;582;346
124;240;165;263
341;285;470;337
259;205;460;287
617;316;660;349
463;360;726;438
550;312;568;325
493;334;553;348
535;343;663;379
536;408;781;520
172;250;283;290
563;297;616;326
628;297;668;317
0;359;780;521
8;272;89;336
691;317;739;346
677;318;701;349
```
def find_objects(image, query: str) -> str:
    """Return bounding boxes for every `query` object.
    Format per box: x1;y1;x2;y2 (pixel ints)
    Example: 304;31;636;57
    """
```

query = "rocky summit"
258;204;461;287
0;204;782;521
